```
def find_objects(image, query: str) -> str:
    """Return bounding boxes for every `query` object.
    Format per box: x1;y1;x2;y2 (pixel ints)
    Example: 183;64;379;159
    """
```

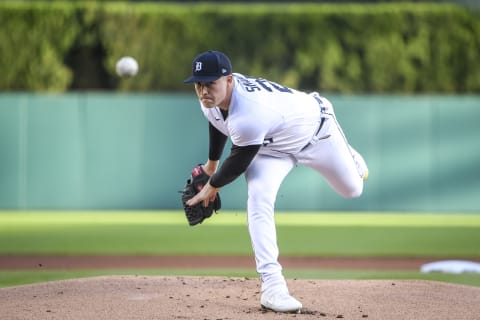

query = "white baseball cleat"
349;146;369;181
362;168;369;181
261;286;302;313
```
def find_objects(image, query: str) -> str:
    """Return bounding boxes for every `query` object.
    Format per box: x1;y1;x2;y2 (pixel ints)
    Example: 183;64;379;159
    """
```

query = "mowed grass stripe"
1;269;480;288
1;211;479;227
0;218;479;257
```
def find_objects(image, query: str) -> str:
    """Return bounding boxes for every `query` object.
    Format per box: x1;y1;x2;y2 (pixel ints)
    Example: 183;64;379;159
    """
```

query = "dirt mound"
1;276;479;319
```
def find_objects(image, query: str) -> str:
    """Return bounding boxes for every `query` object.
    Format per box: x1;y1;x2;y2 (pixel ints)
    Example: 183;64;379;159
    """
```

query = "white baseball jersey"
201;73;321;156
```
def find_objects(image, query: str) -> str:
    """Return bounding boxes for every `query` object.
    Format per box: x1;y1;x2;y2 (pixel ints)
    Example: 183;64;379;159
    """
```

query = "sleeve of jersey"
209;123;228;161
209;144;261;188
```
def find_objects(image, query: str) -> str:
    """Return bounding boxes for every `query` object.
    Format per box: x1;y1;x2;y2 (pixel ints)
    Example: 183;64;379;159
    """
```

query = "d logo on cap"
184;50;233;83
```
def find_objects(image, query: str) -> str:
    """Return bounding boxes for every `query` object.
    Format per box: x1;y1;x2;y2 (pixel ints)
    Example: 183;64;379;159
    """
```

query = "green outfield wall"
0;94;479;212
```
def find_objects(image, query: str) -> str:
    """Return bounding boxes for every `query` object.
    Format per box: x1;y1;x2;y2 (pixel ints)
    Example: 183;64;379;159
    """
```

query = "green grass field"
1;211;479;287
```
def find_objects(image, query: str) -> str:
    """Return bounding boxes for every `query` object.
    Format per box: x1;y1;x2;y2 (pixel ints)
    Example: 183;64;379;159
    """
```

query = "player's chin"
201;99;216;108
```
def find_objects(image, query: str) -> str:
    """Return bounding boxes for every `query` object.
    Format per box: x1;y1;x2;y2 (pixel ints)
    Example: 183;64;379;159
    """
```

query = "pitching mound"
1;276;479;319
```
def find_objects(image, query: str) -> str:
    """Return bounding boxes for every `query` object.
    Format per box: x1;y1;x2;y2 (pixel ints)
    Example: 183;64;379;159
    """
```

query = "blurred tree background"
0;0;478;93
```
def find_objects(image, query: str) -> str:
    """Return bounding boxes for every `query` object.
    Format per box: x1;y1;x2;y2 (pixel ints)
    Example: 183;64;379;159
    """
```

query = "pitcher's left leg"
245;154;302;312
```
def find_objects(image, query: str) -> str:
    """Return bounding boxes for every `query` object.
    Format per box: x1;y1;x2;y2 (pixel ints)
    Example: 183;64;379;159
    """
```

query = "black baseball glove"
181;165;221;226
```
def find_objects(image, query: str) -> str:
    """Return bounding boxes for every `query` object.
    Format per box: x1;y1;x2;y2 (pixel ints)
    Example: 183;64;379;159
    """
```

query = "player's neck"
218;79;234;111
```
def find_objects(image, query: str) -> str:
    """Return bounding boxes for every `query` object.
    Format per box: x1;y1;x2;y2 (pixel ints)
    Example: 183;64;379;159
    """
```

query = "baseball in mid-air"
115;56;139;77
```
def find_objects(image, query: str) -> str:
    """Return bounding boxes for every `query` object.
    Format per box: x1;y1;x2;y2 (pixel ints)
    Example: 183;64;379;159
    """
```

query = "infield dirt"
2;256;480;319
1;275;480;320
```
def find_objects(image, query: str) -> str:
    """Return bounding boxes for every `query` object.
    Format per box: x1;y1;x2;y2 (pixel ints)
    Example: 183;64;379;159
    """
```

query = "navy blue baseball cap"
184;50;232;83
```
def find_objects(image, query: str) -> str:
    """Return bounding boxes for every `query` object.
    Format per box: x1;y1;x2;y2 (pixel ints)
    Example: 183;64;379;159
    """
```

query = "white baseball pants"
244;96;367;289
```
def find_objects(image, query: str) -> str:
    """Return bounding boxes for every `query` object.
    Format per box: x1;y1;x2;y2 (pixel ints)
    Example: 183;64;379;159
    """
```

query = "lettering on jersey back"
240;76;292;93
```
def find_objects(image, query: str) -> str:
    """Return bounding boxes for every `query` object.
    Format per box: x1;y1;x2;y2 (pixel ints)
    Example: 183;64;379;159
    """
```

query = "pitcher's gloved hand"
181;165;221;226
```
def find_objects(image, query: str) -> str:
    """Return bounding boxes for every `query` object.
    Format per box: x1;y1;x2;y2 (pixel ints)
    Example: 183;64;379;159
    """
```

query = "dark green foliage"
0;2;478;92
0;2;81;91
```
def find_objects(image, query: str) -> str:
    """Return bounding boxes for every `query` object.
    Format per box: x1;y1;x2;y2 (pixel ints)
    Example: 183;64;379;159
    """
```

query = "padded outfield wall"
0;93;479;212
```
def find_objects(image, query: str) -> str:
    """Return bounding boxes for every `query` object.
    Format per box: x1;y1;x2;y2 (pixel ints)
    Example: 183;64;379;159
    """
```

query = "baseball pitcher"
181;50;368;313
